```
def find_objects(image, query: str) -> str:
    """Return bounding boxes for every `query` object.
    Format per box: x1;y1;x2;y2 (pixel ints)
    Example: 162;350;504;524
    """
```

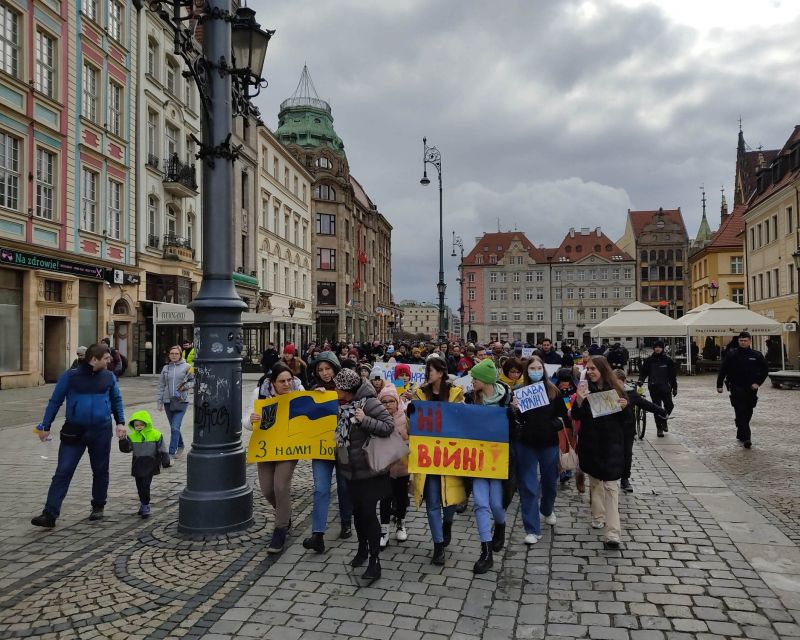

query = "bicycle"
632;381;647;439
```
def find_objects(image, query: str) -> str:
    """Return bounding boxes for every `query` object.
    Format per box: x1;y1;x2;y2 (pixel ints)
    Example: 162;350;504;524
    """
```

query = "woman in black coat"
572;355;628;549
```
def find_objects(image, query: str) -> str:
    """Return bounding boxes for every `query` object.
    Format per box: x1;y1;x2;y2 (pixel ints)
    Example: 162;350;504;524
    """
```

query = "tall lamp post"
420;138;446;343
151;0;273;534
451;232;465;342
792;249;800;367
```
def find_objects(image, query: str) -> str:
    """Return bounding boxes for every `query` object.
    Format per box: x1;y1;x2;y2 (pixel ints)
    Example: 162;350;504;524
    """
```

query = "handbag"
363;427;410;473
557;426;578;472
168;396;187;412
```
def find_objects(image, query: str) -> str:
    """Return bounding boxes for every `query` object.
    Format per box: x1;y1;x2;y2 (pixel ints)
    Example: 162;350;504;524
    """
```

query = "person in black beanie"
638;340;677;437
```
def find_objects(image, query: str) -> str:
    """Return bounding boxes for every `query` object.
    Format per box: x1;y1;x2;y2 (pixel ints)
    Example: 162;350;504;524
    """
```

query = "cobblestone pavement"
0;376;798;639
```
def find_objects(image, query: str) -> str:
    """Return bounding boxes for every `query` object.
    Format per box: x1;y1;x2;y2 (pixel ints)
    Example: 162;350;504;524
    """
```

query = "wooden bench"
768;370;800;389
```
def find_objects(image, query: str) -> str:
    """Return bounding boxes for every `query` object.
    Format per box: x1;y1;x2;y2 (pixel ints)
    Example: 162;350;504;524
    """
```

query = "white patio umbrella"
590;301;687;338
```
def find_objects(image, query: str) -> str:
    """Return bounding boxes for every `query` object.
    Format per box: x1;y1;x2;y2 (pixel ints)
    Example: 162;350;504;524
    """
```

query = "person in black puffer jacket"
334;368;395;582
511;355;568;546
572;355;628;549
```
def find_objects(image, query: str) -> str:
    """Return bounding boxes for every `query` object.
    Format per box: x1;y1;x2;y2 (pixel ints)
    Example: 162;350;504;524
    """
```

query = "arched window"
658;250;665;261
186;213;194;249
113;299;130;315
649;250;657;261
675;249;682;260
594;244;601;252
640;250;648;261
147;195;160;247
166;205;178;237
666;249;673;261
314;184;336;201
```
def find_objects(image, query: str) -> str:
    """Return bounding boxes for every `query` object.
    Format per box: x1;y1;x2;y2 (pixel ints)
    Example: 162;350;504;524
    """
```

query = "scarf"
335;398;367;450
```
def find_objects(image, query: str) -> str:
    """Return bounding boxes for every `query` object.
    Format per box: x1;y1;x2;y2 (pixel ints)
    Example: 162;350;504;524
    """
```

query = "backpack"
111;349;123;375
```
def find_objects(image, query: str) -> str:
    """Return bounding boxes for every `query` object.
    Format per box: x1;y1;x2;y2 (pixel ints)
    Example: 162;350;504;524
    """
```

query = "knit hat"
556;367;573;383
348;347;360;358
394;363;412;379
312;351;341;375
334;368;362;392
386;345;395;355
76;346;87;355
378;384;400;402
283;343;296;356
470;358;498;384
653;340;665;349
411;347;421;357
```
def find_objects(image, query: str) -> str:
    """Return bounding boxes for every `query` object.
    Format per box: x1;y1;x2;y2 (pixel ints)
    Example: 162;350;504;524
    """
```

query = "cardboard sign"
521;347;534;359
587;390;623;418
452;374;474;394
514;382;550;413
545;364;561;379
246;391;338;463
408;401;509;480
370;362;426;386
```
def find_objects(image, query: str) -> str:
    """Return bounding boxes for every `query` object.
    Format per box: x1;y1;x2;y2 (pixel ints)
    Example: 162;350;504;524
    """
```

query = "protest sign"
521;347;534;359
452;374;473;394
514;382;549;413
246;391;338;463
587;390;623;418
545;364;561;379
408;401;509;479
370;361;426;385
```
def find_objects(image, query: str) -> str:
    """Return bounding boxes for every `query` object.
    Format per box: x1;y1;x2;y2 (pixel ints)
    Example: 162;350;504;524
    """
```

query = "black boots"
442;521;453;547
350;542;368;568
491;523;506;552
362;555;381;581
31;511;56;528
621;478;633;493
431;542;446;565
473;542;494;574
302;532;325;553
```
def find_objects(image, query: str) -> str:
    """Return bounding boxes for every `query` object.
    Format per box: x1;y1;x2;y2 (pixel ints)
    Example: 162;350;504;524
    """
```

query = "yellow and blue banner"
407;401;509;480
246;391;338;463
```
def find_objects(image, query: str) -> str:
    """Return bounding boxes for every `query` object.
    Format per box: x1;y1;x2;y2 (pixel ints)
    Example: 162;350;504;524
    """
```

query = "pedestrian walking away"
716;331;769;448
638;339;677;437
118;410;171;518
31;343;126;528
157;346;193;458
377;384;411;548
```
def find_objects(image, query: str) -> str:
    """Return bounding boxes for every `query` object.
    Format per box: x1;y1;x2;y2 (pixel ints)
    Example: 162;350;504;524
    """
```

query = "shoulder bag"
363;427;410;473
557;425;578;472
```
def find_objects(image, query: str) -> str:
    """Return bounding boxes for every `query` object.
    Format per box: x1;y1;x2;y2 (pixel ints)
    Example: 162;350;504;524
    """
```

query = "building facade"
0;0;139;388
274;66;393;343
617;208;690;318
398;301;455;341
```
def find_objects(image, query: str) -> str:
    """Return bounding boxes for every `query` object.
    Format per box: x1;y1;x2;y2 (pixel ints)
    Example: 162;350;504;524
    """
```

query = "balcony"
163;233;194;261
162;154;198;197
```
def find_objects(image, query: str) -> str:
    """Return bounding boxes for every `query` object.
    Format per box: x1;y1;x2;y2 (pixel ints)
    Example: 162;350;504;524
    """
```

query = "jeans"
310;459;353;533
514;442;559;535
163;404;187;455
423;475;456;544
44;427;112;517
648;385;673;433
472;478;506;542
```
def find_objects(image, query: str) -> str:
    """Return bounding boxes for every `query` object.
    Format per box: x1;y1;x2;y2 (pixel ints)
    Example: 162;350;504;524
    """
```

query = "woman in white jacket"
157;345;193;458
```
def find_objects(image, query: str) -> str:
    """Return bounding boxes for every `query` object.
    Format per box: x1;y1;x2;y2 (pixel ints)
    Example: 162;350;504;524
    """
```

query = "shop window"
0;269;22;371
78;281;98;348
44;279;62;302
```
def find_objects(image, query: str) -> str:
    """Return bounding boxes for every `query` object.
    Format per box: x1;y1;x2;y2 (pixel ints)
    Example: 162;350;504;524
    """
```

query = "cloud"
250;0;800;304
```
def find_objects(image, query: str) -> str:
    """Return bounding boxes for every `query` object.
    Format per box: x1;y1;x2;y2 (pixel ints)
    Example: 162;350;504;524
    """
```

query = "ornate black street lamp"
452;232;465;341
420;138;446;343
148;0;273;534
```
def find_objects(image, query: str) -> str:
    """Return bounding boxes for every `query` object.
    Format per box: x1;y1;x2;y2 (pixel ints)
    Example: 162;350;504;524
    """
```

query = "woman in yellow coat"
409;356;465;566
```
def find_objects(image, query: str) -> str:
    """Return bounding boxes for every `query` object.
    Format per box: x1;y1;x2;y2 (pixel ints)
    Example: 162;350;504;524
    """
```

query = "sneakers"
267;528;287;554
621;478;633;493
542;511;557;526
175;447;184;459
379;524;390;549
89;507;104;521
302;532;325;553
138;504;151;518
31;511;56;528
395;520;408;542
591;520;605;529
524;533;541;545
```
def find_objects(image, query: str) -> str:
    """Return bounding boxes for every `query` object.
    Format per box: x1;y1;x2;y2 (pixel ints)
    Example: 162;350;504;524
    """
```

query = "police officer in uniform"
638;340;677;437
716;331;768;448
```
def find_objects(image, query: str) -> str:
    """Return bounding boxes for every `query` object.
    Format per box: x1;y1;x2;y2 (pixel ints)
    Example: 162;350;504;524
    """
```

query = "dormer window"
316;157;331;169
489;255;497;264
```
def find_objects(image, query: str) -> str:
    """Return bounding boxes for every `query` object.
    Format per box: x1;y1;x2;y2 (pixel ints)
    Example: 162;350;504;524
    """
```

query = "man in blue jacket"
31;343;126;528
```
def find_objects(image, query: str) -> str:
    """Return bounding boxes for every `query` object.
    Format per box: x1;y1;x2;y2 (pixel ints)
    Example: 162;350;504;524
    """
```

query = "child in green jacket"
119;410;170;517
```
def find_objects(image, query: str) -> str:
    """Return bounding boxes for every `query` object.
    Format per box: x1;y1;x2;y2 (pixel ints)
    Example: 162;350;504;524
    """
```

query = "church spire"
720;186;729;224
694;186;712;246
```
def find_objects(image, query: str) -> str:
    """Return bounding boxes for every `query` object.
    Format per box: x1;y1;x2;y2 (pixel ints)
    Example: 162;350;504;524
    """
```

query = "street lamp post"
792;249;800;367
151;0;273;534
420;138;446;344
709;280;719;303
452;232;465;342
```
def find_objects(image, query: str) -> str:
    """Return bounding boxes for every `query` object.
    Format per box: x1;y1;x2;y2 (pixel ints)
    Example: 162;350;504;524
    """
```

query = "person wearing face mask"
512;356;569;545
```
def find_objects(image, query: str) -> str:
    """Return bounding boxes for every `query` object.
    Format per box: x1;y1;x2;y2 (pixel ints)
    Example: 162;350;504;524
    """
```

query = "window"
554;270;561;281
526;289;534;301
577;287;585;299
601;308;609;320
730;256;743;275
536;311;544;322
500;312;508;322
555;309;562;321
765;221;770;244
35;30;55;97
525;271;533;282
513;272;520;282
750;227;756;249
599;268;608;280
577;269;585;280
314;184;336;200
499;290;507;301
526;311;534;321
536;288;544;300
317;156;331;169
774;268;780;296
468;289;475;301
624;286;632;298
0;132;20;210
0;4;18;77
489;289;497;301
35;148;55;220
146;110;158;158
513;312;521;321
165;59;178;94
490;272;497;283
147;195;159;244
302;222;308;249
283;167;289;188
590;269;597;281
81;0;97;20
788;207;794;234
567;309;575;320
108;1;123;42
590;308;597;320
147;39;157;77
566;287;574;299
468;272;475;283
82;63;98;121
612;286;620;298
284;267;289;294
107;180;122;239
489;255;497;264
108;82;122;136
165;123;179;158
535;271;543;282
499;273;507;283
302;273;308;299
283;213;289;240
474;255;483;265
81;168;97;231
490;312;498;322
611;267;620;279
44;279;62;302
512;289;520;301
732;287;745;304
589;288;597;299
623;267;633;279
316;213;335;235
772;215;778;241
316;248;336;270
553;288;561;299
293;220;299;245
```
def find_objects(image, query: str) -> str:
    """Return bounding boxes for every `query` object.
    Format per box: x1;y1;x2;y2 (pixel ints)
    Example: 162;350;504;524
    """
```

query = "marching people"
261;342;279;374
572;356;628;549
31;343;126;528
118;410;171;518
464;358;512;574
456;345;477;375
377;384;411;546
638;340;677;437
555;368;582;491
157;345;193;459
333;368;395;582
499;357;525;390
716;331;769;448
540;338;562;366
70;346;87;370
512;356;568;545
303;352;354;553
280;344;309;389
411;356;466;565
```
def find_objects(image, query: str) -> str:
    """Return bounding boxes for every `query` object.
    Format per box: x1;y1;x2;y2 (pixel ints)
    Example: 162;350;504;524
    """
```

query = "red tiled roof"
706;204;746;249
627;209;687;236
463;232;548;265
550;227;633;262
745;125;800;211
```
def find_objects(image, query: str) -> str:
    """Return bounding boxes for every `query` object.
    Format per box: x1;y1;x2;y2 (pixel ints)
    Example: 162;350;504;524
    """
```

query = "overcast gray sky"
250;0;800;307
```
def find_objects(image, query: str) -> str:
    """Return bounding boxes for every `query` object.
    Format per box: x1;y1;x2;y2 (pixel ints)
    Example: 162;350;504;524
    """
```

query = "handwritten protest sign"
545;364;561;379
521;347;534;359
246;391;338;463
514;382;549;413
408;401;508;480
452;374;473;394
587;390;623;418
370;362;426;385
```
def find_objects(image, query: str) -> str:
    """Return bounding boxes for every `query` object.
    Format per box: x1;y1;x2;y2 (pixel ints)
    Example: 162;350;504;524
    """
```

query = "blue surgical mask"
528;370;544;382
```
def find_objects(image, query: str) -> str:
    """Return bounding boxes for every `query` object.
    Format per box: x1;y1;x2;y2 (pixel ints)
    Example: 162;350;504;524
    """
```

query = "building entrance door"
43;316;67;382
